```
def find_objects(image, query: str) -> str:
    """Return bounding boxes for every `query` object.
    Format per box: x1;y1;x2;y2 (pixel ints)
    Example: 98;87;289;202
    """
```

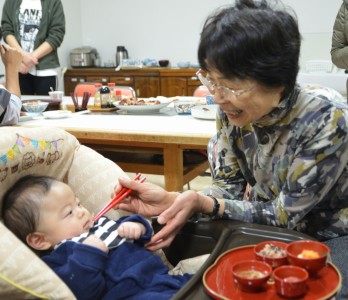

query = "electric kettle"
116;46;129;67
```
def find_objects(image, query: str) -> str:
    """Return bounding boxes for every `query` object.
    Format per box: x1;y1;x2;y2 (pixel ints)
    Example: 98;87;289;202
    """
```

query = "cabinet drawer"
86;76;109;84
187;76;200;86
110;76;134;85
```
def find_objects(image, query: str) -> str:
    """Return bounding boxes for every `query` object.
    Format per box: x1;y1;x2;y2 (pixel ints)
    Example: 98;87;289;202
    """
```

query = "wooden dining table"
19;96;216;191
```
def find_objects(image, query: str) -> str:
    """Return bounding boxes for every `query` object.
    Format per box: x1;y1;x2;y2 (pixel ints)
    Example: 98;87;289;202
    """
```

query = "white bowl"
191;105;218;120
177;61;190;68
22;101;49;114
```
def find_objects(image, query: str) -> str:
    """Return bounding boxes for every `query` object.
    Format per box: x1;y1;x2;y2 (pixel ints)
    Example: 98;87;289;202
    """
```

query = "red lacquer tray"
203;245;341;300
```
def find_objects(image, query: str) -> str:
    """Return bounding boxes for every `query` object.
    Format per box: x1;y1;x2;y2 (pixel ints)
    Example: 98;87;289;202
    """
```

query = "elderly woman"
116;0;348;296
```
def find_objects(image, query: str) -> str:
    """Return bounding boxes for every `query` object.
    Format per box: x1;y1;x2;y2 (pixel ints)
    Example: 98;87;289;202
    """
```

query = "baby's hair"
2;175;57;246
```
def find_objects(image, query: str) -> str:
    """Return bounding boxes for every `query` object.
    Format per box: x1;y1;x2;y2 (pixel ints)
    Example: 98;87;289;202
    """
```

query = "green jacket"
1;0;65;70
331;0;348;69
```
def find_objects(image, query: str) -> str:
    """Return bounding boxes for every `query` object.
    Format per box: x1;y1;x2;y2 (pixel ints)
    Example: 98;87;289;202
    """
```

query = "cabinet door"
187;75;201;96
134;77;160;98
64;76;87;95
161;77;187;97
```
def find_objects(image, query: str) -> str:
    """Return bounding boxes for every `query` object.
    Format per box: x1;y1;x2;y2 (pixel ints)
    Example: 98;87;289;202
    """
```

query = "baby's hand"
118;222;146;240
83;234;109;253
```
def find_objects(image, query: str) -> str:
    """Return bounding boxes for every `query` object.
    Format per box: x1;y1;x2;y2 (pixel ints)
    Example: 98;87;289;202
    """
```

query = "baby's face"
36;181;94;247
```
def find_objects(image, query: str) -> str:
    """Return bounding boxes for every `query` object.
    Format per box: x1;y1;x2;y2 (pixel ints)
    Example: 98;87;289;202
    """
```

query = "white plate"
113;98;171;113
19;115;33;122
43;110;72;119
191;105;218;120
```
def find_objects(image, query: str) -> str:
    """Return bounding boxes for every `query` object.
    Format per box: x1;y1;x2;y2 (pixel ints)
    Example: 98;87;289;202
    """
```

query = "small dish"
231;260;272;292
22;101;49;114
273;265;309;298
191;104;218;120
174;102;197;115
286;240;329;276
43;110;72;119
254;241;288;269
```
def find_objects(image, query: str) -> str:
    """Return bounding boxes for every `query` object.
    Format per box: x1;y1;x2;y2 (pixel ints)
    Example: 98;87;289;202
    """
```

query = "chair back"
74;82;97;97
193;85;210;97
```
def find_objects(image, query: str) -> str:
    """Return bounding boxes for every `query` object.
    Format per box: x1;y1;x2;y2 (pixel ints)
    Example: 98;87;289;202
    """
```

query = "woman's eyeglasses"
196;69;255;98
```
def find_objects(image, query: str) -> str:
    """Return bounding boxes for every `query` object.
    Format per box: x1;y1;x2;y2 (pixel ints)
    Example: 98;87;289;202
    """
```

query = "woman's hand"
146;190;202;251
114;177;177;217
21;50;38;70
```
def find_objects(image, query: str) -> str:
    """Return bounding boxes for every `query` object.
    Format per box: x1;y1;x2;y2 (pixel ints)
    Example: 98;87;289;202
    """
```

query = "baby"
2;175;191;300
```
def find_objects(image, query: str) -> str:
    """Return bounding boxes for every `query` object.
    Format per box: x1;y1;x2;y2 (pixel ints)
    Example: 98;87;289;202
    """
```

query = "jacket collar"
253;84;300;127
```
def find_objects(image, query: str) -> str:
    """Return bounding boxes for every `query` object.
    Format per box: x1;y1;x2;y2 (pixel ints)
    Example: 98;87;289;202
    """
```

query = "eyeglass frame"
196;69;255;98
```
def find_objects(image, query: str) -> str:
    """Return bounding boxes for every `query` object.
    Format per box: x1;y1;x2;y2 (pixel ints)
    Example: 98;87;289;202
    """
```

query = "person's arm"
4;34;38;72
331;3;348;68
42;242;108;300
1;44;22;96
0;45;22;125
32;41;53;61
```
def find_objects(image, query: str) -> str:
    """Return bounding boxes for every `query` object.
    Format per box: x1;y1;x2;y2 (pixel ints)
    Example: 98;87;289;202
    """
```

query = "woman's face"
207;69;284;127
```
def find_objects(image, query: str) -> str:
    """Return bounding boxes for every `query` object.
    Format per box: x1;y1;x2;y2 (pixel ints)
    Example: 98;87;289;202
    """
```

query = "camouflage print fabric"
208;84;348;241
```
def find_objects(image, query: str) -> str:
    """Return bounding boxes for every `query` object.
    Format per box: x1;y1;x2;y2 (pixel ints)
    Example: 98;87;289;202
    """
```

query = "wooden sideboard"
64;67;201;97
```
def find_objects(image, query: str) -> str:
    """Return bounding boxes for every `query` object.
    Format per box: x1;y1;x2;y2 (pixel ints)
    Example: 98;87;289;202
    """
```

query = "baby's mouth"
84;219;93;230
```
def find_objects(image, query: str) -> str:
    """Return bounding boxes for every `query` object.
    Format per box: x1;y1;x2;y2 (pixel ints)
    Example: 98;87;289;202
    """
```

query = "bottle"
100;85;110;108
115;90;122;101
107;82;116;106
93;83;102;108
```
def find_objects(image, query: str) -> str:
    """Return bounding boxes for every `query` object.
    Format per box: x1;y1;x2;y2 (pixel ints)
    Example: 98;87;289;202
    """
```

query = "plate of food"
113;97;172;113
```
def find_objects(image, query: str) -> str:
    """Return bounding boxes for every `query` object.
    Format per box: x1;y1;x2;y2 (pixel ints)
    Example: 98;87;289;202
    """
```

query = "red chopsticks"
93;173;146;222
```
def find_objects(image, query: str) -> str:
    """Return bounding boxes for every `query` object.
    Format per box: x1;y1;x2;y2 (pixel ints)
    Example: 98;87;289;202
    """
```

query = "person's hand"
118;221;146;240
145;190;202;251
21;50;38;69
83;234;109;253
19;62;29;74
114;177;177;217
0;44;22;71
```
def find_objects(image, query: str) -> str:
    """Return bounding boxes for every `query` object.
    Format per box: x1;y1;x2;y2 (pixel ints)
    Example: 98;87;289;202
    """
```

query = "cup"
273;265;309;298
205;94;214;105
49;91;64;101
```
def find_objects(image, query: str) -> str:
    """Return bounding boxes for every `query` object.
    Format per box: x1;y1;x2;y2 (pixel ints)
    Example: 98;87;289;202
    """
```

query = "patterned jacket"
208;84;348;241
331;0;348;68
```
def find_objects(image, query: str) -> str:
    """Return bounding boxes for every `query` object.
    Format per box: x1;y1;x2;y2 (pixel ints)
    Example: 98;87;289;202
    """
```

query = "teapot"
116;46;129;67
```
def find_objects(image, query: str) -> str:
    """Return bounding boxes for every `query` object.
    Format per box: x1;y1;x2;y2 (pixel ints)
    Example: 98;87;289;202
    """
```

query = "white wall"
0;0;343;79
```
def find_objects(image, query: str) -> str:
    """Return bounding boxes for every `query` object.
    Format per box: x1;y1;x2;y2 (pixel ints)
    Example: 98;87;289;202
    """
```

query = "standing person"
113;0;348;298
331;0;348;100
2;175;191;300
0;44;23;125
331;0;348;69
1;0;65;95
